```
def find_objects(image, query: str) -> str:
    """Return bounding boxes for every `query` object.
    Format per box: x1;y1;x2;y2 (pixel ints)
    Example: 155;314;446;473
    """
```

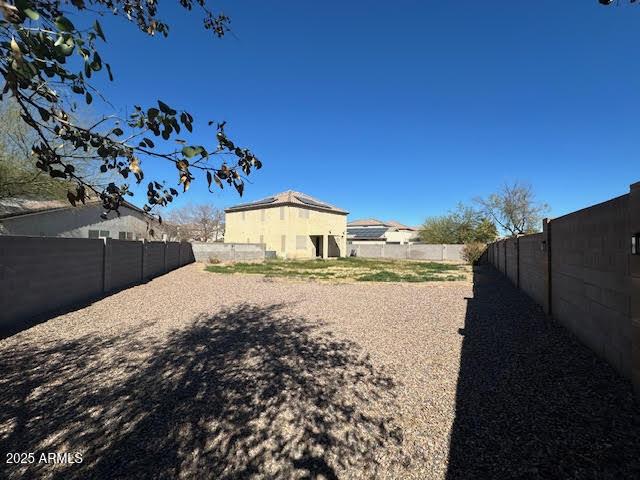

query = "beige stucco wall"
224;205;347;259
385;230;419;244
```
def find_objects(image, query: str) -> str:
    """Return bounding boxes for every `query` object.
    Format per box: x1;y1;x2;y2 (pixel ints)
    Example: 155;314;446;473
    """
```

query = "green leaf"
158;100;172;114
55;16;75;32
94;20;106;41
85;92;92;104
90;52;102;71
24;8;40;20
182;146;197;158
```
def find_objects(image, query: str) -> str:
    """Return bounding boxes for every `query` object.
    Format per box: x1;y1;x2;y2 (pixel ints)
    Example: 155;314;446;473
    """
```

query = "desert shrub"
208;256;221;264
462;242;486;265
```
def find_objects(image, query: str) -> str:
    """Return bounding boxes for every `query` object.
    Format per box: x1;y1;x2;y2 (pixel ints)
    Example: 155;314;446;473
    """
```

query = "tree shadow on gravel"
447;266;640;479
0;304;402;480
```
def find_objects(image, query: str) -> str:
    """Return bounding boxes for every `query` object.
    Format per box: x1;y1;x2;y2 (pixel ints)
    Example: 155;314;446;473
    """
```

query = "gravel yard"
1;264;639;479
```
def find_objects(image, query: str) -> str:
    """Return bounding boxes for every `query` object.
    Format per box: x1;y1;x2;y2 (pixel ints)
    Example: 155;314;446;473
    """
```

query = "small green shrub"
462;242;486;265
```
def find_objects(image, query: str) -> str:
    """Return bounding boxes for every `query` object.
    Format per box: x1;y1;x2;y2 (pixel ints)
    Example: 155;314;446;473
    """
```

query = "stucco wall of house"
384;230;419;244
225;205;347;259
0;203;166;240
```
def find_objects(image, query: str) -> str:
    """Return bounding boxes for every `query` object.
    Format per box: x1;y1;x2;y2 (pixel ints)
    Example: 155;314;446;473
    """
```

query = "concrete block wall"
179;241;195;265
191;242;266;263
630;182;640;396
348;243;465;262
143;241;166;280
551;194;631;377
106;239;143;292
0;236;194;333
518;233;546;307
505;238;518;286
496;241;505;274
166;242;181;271
444;244;465;261
486;184;640;394
0;236;104;331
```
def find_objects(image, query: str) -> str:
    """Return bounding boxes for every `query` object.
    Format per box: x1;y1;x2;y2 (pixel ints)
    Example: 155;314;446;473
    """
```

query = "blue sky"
90;0;638;226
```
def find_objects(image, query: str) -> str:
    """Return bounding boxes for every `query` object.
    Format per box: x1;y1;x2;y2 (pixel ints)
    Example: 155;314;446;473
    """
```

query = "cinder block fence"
348;243;464;261
486;181;640;396
0;236;194;332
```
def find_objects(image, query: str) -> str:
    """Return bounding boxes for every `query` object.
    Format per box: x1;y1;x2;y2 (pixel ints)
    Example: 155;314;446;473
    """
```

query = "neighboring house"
0;197;168;240
224;190;348;259
348;218;419;245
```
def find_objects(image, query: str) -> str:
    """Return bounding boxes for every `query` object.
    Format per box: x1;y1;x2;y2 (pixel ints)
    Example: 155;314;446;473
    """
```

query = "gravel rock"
0;264;638;479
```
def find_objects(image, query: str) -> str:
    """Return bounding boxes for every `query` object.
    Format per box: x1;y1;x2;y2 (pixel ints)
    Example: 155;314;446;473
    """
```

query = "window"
281;235;286;252
298;208;309;219
280;207;285;220
296;235;307;250
119;232;134;240
89;230;110;239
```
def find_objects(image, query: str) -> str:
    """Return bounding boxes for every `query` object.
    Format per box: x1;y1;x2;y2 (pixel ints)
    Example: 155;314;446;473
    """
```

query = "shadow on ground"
447;266;640;479
0;304;402;479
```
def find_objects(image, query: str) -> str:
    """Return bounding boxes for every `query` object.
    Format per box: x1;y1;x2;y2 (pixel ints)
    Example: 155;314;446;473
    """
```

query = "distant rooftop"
0;198;76;219
348;218;390;227
225;190;348;214
386;220;418;231
0;197;145;220
348;218;417;231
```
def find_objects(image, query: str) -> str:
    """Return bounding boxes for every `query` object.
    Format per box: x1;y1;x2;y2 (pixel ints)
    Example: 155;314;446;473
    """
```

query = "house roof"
0;197;148;220
386;220;418;231
347;218;390;227
347;218;418;231
225;190;348;214
346;227;389;240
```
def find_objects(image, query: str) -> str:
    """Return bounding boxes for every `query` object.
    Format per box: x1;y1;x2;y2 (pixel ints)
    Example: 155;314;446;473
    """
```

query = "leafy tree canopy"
0;101;112;199
0;0;261;222
419;204;498;244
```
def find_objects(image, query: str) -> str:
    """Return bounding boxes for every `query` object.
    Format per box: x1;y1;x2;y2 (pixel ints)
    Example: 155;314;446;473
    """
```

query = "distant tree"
167;204;224;242
0;102;104;199
0;0;260;220
419;204;498;244
475;182;549;237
